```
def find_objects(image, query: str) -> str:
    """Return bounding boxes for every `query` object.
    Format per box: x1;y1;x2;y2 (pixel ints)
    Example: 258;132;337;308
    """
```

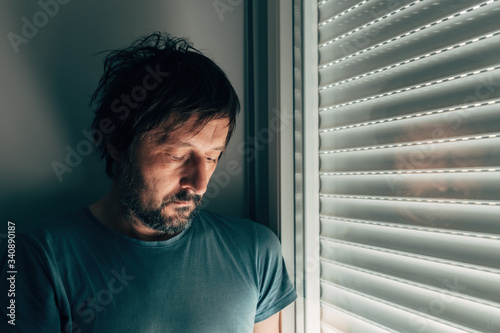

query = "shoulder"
198;210;275;235
197;210;281;251
19;207;98;248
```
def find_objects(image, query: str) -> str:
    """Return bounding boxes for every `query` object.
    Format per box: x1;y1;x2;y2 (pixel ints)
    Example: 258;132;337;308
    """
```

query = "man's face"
117;115;230;235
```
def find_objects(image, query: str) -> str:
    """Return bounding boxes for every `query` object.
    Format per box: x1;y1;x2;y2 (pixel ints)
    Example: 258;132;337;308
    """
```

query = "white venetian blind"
317;0;500;332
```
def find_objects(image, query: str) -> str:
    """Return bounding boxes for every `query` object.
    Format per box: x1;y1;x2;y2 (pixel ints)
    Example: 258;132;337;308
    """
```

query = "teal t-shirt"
0;208;296;332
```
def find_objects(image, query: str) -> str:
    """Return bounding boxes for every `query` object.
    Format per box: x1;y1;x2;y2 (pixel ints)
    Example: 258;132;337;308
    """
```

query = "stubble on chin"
116;161;202;235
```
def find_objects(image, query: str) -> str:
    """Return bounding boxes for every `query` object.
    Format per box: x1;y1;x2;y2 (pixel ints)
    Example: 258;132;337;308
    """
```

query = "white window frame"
266;0;297;332
301;1;321;332
267;0;320;332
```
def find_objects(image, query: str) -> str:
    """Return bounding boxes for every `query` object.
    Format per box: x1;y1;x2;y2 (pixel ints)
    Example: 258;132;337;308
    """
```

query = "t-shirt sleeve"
0;233;64;332
254;227;297;323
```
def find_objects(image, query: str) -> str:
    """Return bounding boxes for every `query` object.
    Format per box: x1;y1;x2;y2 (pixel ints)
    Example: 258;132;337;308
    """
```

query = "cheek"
207;164;218;175
135;161;178;189
142;167;181;187
137;154;178;176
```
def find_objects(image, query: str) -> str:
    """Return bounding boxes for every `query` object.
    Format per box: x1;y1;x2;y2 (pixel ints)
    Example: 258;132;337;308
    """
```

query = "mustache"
161;191;202;205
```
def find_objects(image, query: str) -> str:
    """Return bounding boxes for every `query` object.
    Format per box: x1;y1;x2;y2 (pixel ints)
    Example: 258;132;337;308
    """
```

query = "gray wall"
0;0;248;232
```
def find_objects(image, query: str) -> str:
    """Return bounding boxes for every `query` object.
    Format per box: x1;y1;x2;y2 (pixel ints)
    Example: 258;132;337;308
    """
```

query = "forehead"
150;115;229;146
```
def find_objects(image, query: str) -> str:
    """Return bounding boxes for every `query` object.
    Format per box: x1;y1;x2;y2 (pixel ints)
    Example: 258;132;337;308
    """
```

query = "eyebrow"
154;133;171;145
175;142;225;152
155;135;225;152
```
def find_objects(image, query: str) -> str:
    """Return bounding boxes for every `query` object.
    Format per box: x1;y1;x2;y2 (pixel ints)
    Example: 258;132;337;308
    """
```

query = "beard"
117;159;202;235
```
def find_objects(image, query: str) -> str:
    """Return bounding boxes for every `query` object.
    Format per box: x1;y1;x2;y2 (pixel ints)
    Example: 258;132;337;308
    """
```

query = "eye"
206;156;218;164
169;154;187;162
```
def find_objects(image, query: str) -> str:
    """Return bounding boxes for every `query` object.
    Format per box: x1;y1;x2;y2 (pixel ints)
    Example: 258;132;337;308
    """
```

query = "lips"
171;201;192;205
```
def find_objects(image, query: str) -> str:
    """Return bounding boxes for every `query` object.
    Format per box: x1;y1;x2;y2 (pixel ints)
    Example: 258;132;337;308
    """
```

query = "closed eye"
168;154;217;164
206;156;218;163
169;154;187;162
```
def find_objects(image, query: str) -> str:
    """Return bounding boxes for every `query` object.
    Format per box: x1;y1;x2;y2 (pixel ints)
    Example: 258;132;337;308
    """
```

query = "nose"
179;155;210;195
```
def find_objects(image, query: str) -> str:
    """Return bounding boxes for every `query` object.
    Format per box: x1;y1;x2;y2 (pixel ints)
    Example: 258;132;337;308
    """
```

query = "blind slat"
317;0;354;25
320;218;500;269
320;137;500;172
320;172;500;201
319;102;500;144
320;65;500;108
320;66;500;110
321;303;397;333
320;100;500;133
320;197;500;240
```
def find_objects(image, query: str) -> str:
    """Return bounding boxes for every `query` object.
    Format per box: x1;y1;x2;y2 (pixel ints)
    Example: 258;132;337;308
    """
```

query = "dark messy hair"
90;32;240;179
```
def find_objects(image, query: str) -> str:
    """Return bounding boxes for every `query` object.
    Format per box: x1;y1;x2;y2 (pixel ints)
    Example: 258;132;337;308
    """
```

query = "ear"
106;142;122;161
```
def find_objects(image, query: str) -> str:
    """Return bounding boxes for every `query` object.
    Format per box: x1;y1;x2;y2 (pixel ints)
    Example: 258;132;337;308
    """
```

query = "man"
1;32;296;332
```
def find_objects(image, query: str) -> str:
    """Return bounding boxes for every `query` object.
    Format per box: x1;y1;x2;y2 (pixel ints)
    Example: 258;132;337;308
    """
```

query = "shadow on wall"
0;0;246;232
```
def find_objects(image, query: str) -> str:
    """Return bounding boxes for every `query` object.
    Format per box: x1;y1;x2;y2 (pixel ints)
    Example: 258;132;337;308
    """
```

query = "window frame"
301;1;321;333
266;0;321;332
266;0;297;331
264;0;323;331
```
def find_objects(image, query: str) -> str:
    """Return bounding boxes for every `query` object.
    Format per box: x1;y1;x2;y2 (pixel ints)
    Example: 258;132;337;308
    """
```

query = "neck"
89;184;180;241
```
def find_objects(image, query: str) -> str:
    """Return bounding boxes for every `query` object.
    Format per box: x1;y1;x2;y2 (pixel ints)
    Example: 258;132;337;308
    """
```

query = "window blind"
316;0;500;332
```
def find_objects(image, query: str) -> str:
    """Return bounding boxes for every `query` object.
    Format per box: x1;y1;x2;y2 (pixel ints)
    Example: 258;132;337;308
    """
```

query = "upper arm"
254;226;297;319
0;234;62;332
253;312;280;333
